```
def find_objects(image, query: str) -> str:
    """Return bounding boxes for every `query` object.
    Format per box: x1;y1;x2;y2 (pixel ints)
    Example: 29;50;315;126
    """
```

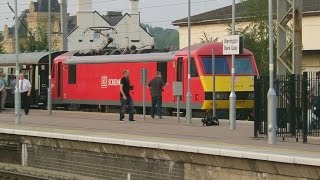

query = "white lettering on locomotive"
108;79;121;86
101;76;108;88
101;76;121;88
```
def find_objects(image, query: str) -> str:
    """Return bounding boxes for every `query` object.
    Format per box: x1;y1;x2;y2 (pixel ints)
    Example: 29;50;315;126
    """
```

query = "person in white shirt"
19;73;32;115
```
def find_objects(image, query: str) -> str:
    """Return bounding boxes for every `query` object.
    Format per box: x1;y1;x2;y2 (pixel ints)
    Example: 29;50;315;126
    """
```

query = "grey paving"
0;109;319;166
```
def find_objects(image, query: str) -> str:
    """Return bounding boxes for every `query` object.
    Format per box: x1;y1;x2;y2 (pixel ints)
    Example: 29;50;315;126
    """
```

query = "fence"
254;72;320;143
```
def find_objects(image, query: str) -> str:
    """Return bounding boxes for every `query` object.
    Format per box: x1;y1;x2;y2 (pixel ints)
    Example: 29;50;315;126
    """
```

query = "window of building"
93;33;100;39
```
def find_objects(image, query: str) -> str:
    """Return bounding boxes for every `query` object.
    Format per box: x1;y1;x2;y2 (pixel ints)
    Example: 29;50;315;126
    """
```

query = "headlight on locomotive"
248;92;254;100
215;92;229;100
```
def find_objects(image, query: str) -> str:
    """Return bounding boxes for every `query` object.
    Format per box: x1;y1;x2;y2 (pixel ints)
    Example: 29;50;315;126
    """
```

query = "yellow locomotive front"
197;55;257;119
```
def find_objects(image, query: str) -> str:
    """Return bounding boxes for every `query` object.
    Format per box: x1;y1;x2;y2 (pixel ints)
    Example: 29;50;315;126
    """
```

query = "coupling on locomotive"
0;42;258;119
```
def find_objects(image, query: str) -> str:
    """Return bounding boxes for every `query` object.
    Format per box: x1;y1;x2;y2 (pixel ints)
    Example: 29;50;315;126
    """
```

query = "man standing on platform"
19;73;32;115
148;71;167;119
10;76;16;98
119;69;135;122
0;73;7;110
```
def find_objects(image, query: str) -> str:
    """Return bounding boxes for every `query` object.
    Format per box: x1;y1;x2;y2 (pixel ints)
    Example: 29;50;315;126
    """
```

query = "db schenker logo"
101;76;121;88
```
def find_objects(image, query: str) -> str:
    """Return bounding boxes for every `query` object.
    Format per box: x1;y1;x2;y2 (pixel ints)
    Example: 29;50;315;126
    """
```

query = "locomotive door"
176;57;184;100
57;62;62;98
157;62;167;83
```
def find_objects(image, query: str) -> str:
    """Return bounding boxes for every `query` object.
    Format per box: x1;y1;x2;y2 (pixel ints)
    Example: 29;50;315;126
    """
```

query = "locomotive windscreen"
234;57;254;75
202;57;230;74
202;56;254;75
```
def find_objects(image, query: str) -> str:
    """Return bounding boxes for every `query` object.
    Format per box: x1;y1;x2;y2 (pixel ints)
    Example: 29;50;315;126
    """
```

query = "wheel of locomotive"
166;108;174;116
70;104;80;111
100;105;107;113
39;104;47;110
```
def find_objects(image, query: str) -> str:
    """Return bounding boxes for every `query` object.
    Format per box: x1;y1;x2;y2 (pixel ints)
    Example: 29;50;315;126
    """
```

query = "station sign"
223;35;242;55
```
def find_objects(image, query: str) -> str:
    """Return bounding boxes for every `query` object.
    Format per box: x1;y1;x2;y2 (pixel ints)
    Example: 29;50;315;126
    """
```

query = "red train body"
52;42;258;117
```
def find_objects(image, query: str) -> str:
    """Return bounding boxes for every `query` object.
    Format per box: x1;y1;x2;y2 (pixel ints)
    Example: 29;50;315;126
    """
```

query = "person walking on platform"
0;73;7;110
119;69;135;122
18;73;32;115
0;77;4;113
10;76;16;96
148;71;167;119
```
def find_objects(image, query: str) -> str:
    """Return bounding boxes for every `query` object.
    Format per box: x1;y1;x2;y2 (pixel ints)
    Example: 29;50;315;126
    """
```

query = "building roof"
6;10;29;36
172;0;320;26
67;11;124;36
103;11;124;26
32;0;60;12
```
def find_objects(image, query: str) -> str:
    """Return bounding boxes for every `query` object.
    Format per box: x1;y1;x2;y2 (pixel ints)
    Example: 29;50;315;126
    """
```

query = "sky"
0;0;236;30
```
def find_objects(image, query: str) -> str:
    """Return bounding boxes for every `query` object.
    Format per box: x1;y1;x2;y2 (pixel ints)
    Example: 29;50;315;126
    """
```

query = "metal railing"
254;72;320;143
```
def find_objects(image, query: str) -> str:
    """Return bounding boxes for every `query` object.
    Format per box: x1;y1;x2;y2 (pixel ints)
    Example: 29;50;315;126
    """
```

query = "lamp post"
229;0;236;130
14;0;21;124
48;0;52;115
186;0;192;124
212;49;216;117
268;0;276;144
60;0;67;51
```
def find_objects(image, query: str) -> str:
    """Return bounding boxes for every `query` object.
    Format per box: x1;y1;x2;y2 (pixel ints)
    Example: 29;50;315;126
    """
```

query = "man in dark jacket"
148;71;167;119
119;69;135;121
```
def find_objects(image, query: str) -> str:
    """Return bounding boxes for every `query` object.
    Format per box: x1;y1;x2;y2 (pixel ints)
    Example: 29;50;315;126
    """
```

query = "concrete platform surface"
0;109;319;166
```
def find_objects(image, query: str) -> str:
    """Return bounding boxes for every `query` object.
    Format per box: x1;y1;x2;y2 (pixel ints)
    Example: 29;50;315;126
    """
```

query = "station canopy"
0;52;66;66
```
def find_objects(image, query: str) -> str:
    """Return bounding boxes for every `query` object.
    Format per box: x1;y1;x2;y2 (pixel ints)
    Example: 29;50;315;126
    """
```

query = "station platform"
0;109;319;167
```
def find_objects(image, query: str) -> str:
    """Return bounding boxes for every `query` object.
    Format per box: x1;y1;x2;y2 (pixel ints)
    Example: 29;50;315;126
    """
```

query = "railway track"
0;169;52;180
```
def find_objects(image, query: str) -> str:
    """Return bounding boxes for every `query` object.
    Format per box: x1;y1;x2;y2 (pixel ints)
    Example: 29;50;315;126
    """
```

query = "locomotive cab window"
235;57;254;75
201;57;230;74
51;65;55;78
176;57;183;81
68;64;77;84
191;58;198;77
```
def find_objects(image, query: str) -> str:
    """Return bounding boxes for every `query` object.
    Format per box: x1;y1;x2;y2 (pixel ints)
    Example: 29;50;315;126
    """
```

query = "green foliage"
199;31;218;43
0;32;5;54
141;24;179;51
24;24;48;52
238;0;276;75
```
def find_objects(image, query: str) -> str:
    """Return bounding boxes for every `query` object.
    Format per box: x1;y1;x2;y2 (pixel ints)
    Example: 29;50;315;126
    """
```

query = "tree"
141;24;179;51
237;0;276;75
0;32;5;54
24;24;48;52
199;31;218;43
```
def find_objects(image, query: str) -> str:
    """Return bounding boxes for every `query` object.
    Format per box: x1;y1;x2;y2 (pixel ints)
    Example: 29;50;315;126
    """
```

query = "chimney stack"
129;0;139;14
77;0;92;12
60;0;68;51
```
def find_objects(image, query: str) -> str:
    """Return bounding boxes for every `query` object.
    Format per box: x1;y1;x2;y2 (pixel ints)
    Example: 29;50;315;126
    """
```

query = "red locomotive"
51;42;258;118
